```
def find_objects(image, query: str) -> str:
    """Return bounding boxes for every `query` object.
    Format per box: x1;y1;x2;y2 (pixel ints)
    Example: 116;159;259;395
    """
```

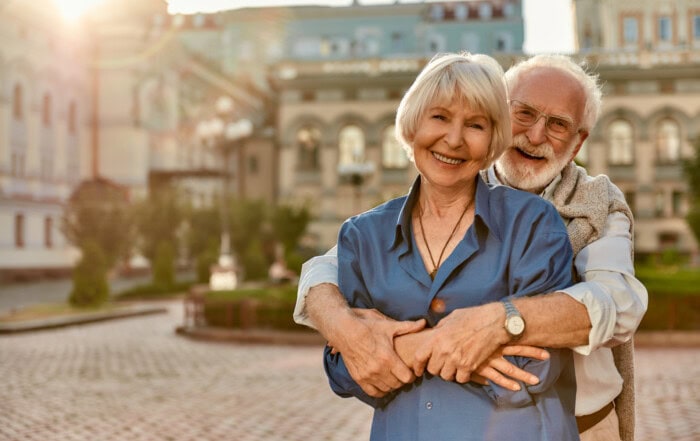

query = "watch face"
507;316;525;336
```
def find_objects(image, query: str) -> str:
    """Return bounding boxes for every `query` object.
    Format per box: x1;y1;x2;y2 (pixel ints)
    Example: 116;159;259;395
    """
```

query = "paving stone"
1;301;697;440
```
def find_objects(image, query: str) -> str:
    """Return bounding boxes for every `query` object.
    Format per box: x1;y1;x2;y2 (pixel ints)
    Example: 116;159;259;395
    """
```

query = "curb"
175;325;325;346
0;304;168;334
634;331;700;347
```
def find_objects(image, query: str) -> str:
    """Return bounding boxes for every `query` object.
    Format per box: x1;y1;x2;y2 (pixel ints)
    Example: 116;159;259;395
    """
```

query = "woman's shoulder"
344;195;408;228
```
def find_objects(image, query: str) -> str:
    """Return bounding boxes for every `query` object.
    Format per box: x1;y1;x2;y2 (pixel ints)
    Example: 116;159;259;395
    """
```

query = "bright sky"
165;0;575;54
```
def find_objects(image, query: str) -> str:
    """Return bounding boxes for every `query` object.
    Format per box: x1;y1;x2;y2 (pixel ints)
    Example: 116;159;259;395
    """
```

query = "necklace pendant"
429;269;437;280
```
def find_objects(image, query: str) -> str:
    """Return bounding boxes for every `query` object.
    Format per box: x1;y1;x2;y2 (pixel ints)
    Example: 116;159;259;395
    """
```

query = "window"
623;16;639;45
13;84;23;119
462;33;480;52
658;16;672;43
455;4;468;21
43;93;52;126
338;125;365;167
15;214;24;248
608;120;634;165
44;216;53;248
656;118;681;163
430;5;444;21
382;125;409;169
248;156;258;175
68;101;77;134
427;34;446;53
479;3;493;19
496;33;513;52
296;127;321;171
655;190;666;217
694;15;700;41
672;191;684;216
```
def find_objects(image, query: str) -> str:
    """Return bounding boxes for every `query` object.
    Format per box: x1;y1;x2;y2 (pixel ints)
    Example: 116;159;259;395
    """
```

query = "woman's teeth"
433;152;463;165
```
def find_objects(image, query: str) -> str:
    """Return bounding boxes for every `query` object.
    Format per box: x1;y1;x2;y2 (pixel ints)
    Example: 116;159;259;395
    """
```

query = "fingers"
501;345;550;361
474;365;521;391
392;318;427;337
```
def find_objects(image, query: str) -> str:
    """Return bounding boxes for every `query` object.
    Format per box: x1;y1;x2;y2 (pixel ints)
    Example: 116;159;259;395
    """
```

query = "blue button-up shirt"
325;175;579;441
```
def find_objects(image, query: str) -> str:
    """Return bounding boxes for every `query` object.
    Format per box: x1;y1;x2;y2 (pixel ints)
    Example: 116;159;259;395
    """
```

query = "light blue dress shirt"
324;176;579;441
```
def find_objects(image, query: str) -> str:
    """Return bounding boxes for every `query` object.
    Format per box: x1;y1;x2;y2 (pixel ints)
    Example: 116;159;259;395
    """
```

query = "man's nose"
526;116;548;145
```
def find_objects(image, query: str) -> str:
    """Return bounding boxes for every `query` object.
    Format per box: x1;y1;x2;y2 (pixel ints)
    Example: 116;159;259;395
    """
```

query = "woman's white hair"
504;54;602;132
395;52;511;168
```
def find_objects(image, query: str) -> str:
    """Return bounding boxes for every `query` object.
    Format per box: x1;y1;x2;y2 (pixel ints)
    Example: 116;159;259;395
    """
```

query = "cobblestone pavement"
1;301;698;441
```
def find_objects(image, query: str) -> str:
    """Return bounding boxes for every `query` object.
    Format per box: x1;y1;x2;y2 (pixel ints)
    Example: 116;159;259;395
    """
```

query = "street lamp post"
196;96;253;291
338;162;375;214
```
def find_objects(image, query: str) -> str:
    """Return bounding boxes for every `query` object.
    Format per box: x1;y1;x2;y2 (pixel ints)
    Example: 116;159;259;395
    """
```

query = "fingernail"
528;375;539;385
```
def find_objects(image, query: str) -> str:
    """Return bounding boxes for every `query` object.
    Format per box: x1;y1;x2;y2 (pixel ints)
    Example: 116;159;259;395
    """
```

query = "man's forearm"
306;283;354;343
513;292;591;348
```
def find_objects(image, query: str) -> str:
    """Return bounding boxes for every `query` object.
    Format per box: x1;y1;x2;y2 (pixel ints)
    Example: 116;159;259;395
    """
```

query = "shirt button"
430;299;446;313
425;401;433;410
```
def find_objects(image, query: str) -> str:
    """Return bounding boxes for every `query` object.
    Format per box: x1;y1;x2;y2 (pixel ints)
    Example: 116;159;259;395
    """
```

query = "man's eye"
516;109;535;119
550;118;571;130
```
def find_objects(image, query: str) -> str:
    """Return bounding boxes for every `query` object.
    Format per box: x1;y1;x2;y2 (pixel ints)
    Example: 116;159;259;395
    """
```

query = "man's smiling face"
495;66;588;193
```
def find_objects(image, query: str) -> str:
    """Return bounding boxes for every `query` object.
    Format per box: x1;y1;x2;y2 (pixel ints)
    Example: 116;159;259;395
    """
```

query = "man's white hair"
505;54;602;132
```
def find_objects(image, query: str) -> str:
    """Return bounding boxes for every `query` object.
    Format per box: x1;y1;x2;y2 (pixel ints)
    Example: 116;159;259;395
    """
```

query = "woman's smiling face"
410;98;492;191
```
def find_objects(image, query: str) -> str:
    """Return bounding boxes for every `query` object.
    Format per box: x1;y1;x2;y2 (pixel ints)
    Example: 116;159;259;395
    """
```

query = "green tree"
152;241;176;288
271;203;311;260
132;183;185;284
62;178;133;270
69;240;109;307
684;136;700;243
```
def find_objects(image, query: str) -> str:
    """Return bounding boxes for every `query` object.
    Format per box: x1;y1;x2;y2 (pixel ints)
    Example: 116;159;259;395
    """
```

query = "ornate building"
268;0;525;248
573;0;700;255
0;1;89;278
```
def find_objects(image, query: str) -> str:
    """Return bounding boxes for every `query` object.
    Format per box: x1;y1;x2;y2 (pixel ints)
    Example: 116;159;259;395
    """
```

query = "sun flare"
53;0;106;22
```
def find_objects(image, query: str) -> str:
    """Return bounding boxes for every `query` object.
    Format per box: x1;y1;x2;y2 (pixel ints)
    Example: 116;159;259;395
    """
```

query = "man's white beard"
495;134;576;193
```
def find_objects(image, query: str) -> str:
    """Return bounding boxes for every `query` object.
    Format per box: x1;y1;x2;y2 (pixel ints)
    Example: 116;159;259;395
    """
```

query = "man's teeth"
517;148;544;160
433;152;463;165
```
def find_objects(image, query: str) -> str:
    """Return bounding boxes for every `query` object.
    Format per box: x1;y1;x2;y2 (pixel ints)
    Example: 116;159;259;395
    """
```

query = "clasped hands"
328;306;548;398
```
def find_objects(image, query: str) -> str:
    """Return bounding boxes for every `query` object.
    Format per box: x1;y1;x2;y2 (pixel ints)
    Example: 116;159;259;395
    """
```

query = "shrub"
69;241;109;307
152;241;175;289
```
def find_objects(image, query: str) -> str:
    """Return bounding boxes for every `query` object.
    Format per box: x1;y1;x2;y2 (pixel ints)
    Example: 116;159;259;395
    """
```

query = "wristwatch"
501;298;525;342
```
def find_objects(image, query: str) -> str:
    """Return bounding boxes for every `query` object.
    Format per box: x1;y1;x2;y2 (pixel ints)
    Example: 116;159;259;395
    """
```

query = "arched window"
381;125;408;169
43;93;52;126
297;126;321;171
656;118;681;163
13;84;23;119
338;125;365;167
608;119;634;165
68;101;77;134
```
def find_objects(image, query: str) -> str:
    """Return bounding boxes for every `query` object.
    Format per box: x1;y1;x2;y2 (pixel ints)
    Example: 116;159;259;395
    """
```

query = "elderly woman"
324;53;579;440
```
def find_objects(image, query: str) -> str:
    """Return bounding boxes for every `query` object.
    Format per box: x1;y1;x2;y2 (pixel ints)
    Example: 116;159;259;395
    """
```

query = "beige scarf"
551;162;636;441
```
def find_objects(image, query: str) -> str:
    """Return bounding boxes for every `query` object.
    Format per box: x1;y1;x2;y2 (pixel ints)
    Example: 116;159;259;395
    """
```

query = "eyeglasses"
508;99;580;142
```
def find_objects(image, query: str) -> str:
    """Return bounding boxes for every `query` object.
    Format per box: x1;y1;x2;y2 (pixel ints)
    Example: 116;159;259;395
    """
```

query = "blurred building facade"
573;0;700;255
0;1;89;278
257;1;525;247
2;0;698;279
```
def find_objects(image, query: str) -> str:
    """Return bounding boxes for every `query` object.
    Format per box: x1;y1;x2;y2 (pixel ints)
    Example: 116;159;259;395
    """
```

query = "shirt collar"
390;174;495;250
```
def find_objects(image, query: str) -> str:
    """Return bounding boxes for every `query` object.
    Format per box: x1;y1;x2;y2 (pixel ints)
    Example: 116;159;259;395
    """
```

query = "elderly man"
293;54;647;441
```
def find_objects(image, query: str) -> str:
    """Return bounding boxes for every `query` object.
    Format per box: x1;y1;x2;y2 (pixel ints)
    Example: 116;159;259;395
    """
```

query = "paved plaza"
1;301;698;441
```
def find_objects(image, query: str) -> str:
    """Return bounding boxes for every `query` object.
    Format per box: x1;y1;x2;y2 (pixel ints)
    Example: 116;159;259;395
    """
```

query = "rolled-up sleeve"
293;245;339;328
559;212;649;355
